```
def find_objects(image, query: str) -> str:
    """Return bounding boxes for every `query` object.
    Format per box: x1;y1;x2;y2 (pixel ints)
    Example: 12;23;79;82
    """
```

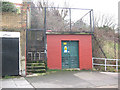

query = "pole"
44;7;47;61
90;10;92;32
69;9;71;31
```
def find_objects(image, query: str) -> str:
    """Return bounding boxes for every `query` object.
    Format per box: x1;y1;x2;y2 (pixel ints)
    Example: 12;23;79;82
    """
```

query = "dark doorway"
2;38;19;76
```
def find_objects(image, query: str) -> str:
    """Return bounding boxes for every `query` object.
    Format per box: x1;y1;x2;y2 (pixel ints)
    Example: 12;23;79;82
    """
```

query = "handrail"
92;57;120;71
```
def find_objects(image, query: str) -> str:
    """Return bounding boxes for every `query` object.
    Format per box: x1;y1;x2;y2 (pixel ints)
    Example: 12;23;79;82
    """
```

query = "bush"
1;1;17;12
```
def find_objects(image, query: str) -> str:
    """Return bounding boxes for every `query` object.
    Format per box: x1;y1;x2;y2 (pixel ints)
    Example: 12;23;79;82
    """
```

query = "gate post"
116;59;118;71
44;7;47;61
105;59;107;71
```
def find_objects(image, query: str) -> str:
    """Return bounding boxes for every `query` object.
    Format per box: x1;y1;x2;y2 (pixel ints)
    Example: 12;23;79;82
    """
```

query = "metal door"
62;41;79;69
2;38;19;76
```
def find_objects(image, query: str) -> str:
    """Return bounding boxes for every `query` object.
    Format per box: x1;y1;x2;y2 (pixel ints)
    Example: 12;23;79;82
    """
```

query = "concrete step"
26;60;46;74
26;63;45;66
27;66;46;69
27;69;46;73
27;60;45;63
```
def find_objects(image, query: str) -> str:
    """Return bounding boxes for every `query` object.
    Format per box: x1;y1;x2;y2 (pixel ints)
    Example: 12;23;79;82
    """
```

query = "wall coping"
46;31;93;35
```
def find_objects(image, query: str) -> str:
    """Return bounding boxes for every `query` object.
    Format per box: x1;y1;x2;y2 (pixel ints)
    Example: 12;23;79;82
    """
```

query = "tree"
94;14;117;30
1;1;17;12
30;0;89;32
93;13;118;59
30;0;70;31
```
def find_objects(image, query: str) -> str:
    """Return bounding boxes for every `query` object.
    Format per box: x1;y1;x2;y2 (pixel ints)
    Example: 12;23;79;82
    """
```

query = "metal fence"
27;6;94;33
92;57;120;71
26;30;45;61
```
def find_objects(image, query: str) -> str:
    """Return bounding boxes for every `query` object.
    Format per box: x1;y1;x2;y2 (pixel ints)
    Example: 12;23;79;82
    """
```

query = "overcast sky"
3;0;120;24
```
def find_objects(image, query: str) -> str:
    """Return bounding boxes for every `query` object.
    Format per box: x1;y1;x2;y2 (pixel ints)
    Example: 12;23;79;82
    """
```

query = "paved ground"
25;71;118;88
1;77;33;88
1;71;118;88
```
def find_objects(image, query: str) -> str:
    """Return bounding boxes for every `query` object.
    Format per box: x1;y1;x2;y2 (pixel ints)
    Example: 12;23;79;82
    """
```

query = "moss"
46;32;92;35
3;75;21;79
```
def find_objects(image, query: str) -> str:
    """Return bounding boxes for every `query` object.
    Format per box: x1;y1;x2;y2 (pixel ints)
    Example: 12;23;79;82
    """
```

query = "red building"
47;33;92;70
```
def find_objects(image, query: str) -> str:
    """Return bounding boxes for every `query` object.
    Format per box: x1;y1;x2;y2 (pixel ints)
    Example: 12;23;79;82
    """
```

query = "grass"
27;69;93;76
2;75;21;79
47;68;82;72
44;69;94;75
26;69;77;77
93;66;118;72
103;41;118;59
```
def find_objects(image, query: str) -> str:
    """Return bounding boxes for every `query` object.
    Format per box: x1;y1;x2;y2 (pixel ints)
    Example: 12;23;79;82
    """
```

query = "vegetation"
1;1;17;12
93;28;118;59
28;69;93;76
94;14;117;29
3;75;21;79
103;41;118;59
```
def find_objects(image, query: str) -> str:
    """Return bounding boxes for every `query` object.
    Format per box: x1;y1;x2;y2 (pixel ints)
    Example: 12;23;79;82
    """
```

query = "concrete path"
1;77;33;88
25;71;118;88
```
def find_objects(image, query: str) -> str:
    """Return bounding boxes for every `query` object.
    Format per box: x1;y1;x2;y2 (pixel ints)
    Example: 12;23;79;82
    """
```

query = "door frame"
0;31;21;75
61;40;79;69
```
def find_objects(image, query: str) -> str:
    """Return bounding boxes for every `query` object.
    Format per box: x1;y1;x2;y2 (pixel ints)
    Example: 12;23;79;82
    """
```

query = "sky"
2;0;120;25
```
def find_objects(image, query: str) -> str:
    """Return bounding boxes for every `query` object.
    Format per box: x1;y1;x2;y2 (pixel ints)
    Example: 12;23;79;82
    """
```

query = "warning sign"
64;46;68;53
63;42;67;45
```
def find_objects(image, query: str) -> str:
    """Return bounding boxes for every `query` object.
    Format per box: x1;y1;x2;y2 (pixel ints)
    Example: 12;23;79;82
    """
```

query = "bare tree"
30;0;70;31
30;0;90;32
94;14;117;29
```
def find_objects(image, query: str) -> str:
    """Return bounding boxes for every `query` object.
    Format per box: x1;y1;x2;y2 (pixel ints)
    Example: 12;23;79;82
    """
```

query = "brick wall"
2;12;22;29
1;2;29;76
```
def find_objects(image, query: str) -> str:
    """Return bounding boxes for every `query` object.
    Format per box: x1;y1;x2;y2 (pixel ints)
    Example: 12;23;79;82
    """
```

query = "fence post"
34;53;36;61
105;58;107;71
116;59;118;71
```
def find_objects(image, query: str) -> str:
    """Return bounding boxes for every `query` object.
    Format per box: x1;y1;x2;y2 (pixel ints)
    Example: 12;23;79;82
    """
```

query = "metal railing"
92;57;120;71
27;51;45;61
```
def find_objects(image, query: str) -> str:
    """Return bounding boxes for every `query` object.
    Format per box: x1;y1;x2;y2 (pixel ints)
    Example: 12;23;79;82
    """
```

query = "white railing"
92;57;120;71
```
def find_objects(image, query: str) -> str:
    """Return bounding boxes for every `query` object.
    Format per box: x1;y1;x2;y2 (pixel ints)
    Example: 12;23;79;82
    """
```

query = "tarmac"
1;71;118;89
26;71;118;88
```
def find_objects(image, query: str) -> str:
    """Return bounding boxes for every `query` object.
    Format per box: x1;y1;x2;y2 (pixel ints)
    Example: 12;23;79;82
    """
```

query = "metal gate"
62;41;79;69
26;30;46;61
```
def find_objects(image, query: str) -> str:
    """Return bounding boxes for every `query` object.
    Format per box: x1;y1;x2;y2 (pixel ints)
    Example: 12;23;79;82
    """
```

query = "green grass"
26;69;94;78
3;75;21;79
103;41;118;59
38;69;93;76
47;69;81;72
46;69;93;74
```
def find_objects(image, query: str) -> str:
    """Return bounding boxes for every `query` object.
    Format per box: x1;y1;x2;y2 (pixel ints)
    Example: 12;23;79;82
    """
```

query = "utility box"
47;33;92;70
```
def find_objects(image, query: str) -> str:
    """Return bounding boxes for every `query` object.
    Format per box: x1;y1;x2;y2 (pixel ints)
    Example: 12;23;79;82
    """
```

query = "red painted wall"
47;34;92;70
